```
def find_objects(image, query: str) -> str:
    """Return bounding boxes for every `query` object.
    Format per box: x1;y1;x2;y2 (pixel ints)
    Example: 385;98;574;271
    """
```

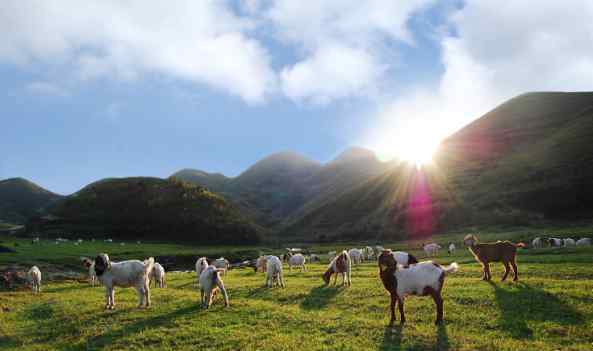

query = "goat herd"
18;233;592;326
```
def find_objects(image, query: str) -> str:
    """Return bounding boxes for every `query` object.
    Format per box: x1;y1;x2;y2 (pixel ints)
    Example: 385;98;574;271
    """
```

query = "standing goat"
323;251;351;286
93;253;154;309
348;248;363;265
288;253;307;272
151;262;166;288
199;265;229;309
463;234;525;282
195;257;209;286
28;266;42;293
82;258;97;286
265;255;285;288
378;250;458;325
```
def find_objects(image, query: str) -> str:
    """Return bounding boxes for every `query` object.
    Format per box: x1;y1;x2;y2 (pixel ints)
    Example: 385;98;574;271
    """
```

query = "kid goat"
463;234;525;282
378;250;458;325
323;250;351;286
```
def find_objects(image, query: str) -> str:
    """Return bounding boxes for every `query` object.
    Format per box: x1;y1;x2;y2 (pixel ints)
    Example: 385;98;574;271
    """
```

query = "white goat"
151;262;166;288
576;238;591;246
348;248;363;265
93;253;154;309
199;265;229;309
379;250;458;325
563;238;576;247
423;243;441;257
391;251;419;267
288;253;307;272
323;251;351;286
532;237;543;248
548;238;563;247
265;255;285;288
195;257;209;285
365;246;375;260
28;266;41;293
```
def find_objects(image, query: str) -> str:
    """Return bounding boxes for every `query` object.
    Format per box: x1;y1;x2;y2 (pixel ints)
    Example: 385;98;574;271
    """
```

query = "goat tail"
443;262;459;274
514;242;526;248
143;257;155;276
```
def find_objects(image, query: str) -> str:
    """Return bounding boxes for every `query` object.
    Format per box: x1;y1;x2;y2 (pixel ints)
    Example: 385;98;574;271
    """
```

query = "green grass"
1;236;593;350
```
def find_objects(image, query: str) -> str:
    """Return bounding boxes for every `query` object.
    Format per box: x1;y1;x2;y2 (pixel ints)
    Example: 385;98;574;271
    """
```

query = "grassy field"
1;232;593;351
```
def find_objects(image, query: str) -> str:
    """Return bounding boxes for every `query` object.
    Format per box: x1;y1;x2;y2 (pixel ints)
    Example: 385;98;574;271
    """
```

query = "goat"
423;243;441;257
548;238;562;247
391;251;419;267
378;250;458;325
308;254;320;263
364;246;375;260
576;238;591;246
195;257;209;285
447;243;456;255
464;234;525;282
532;237;543;248
199;265;229;309
151;262;166;288
323;251;351;286
254;256;267;273
93;253;154;309
82;258;97;286
265;255;285;288
348;248;363;265
27;266;42;293
213;257;230;275
288;253;307;272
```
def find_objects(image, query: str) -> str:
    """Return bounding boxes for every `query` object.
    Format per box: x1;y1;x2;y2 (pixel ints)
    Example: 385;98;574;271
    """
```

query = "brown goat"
463;234;525;281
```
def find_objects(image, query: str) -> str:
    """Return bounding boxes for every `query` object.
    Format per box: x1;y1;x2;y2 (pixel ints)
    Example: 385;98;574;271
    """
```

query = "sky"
1;0;592;195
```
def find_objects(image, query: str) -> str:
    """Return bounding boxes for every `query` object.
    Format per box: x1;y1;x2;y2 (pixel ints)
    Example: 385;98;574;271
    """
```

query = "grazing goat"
288;253;307;272
28;266;41;293
195;257;209;285
82;258;97;286
563;238;575;247
323;251;351;286
532;237;543;248
213;257;230;275
199;265;229;309
548;238;562;247
448;243;456;255
464;235;525;282
151;262;166;288
348;248;363;265
254;256;267;273
423;243;441;257
576;238;591;246
93;253;154;309
265;255;285;288
378;250;458;325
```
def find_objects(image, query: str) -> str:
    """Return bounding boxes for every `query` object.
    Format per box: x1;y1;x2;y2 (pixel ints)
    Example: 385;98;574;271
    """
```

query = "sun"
374;127;441;167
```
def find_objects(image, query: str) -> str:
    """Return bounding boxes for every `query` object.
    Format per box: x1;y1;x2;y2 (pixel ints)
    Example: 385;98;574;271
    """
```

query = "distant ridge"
0;177;63;224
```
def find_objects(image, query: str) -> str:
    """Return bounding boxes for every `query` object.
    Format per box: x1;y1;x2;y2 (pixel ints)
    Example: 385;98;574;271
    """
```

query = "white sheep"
93;253;154;309
532;237;543;248
27;266;41;293
199;265;229;309
423;243;441;257
348;248;363;265
448;243;456;255
265;255;285;288
195;257;209;285
213;257;230;275
288;253;307;272
82;258;97;286
563;238;575;247
378;250;459;325
576;238;591;246
151;262;166;288
323;251;351;286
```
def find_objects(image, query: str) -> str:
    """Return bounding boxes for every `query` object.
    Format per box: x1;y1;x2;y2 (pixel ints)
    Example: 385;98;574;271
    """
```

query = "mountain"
35;177;263;244
282;92;593;241
171;148;393;228
0;177;63;224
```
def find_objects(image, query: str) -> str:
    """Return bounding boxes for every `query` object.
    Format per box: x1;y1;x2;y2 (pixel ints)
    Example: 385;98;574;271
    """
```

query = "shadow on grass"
380;325;403;351
379;323;449;351
489;281;583;339
299;285;343;310
87;304;201;350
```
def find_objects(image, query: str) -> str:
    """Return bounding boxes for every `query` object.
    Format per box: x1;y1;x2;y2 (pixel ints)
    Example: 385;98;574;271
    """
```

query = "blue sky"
1;1;592;194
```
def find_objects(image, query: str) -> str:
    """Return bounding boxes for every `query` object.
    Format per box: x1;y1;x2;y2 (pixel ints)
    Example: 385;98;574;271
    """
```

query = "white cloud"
25;81;70;97
0;1;276;103
365;0;593;161
267;0;435;103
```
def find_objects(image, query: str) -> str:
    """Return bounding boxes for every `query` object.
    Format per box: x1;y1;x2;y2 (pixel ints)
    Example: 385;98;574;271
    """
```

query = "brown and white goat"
322;250;351;286
378;250;458;325
463;234;525;282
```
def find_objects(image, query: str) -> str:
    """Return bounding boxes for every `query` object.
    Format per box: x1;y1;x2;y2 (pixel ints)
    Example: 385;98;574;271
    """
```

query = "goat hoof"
435;319;443;325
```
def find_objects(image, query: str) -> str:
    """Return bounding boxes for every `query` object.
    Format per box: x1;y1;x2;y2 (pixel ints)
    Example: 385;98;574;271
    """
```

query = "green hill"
282;92;593;241
0;177;63;224
36;177;263;244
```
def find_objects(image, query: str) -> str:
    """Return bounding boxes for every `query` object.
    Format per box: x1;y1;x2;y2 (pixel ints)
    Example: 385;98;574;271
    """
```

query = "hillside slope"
0;178;63;223
282;92;593;241
37;177;263;244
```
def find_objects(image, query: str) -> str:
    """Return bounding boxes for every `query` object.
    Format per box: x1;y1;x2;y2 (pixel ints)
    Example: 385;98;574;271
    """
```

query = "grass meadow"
1;231;593;350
